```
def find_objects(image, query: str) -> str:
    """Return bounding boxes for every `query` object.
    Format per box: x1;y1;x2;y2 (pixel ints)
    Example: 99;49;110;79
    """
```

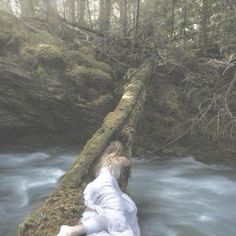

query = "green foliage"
36;44;65;66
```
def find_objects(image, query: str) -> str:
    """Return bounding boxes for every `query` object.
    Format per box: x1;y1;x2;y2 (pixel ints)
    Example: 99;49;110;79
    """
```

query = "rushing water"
129;157;236;236
0;153;236;236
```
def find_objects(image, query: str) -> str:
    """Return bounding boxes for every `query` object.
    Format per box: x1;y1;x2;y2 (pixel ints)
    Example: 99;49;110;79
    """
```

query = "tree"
119;0;128;37
77;0;85;24
0;0;13;13
99;0;111;32
199;0;209;52
68;0;75;23
19;0;35;16
170;0;176;37
44;0;60;25
135;0;140;38
179;0;187;38
99;0;104;30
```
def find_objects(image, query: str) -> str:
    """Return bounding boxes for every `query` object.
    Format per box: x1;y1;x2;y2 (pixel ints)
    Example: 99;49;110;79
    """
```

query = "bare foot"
57;224;85;236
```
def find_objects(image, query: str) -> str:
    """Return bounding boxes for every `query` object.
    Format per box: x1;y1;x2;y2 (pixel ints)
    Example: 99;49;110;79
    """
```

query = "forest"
0;0;236;156
0;0;236;236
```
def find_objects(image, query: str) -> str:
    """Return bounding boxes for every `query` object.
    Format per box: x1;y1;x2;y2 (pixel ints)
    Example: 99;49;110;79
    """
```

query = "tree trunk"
200;0;209;52
103;0;111;32
119;0;128;37
99;0;105;31
86;0;92;25
170;0;176;37
99;0;111;32
77;0;85;24
45;0;60;25
180;0;187;39
68;0;75;23
135;0;140;38
19;0;34;16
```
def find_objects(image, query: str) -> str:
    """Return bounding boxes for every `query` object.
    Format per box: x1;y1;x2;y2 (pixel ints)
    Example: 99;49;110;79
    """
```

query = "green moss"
36;44;65;66
68;65;113;92
90;95;113;109
67;51;113;76
0;30;24;53
0;12;25;53
20;46;37;65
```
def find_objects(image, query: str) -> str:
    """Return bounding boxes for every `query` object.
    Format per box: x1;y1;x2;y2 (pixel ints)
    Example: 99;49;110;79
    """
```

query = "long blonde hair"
94;140;131;177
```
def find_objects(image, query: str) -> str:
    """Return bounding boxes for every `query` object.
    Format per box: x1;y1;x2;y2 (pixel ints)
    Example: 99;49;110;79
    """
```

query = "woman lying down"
57;140;140;236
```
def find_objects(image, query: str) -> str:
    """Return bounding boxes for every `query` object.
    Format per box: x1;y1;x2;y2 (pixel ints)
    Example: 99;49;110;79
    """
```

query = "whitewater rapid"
0;153;236;236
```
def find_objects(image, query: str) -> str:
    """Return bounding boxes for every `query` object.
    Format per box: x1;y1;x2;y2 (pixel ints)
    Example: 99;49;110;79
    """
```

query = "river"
0;152;236;236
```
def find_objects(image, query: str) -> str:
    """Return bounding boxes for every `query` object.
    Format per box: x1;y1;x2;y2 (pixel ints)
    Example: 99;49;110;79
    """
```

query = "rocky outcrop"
0;11;117;149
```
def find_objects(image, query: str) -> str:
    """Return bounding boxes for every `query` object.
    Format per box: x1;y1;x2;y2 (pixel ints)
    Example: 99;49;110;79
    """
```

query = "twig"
95;47;130;68
147;96;216;156
224;72;236;121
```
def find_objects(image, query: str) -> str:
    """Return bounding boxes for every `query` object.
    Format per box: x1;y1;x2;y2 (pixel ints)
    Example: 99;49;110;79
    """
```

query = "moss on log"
18;62;152;236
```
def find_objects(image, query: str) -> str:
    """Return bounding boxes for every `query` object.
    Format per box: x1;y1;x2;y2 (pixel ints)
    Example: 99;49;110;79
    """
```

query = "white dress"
80;166;140;236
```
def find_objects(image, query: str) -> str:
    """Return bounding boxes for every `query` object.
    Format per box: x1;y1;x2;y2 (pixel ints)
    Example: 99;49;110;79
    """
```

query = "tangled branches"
147;51;236;156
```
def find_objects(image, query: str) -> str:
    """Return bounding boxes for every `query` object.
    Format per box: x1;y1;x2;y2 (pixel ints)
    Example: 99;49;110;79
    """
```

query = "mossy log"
18;63;152;236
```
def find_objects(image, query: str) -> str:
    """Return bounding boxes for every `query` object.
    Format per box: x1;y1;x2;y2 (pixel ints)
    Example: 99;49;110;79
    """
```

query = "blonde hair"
94;140;131;177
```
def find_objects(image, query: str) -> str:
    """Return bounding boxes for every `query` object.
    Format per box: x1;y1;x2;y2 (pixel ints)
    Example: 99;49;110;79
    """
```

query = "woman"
57;140;140;236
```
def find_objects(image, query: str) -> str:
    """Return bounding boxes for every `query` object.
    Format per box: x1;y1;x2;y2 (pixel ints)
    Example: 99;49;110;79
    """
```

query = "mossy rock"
0;30;24;53
36;44;65;67
0;11;24;53
66;51;113;76
68;65;113;92
90;94;114;114
20;46;37;66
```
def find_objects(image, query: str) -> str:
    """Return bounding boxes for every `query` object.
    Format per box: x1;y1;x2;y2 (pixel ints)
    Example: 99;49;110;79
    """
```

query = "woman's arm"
116;156;131;168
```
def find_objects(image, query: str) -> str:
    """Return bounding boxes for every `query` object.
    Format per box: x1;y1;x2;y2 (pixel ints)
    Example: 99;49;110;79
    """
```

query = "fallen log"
18;62;152;236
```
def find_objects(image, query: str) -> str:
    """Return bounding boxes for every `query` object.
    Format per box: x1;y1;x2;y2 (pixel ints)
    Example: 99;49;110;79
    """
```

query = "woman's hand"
116;156;131;167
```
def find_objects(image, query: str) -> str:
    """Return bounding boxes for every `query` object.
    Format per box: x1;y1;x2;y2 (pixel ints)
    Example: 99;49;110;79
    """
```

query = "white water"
128;157;236;236
0;153;236;236
0;152;77;236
